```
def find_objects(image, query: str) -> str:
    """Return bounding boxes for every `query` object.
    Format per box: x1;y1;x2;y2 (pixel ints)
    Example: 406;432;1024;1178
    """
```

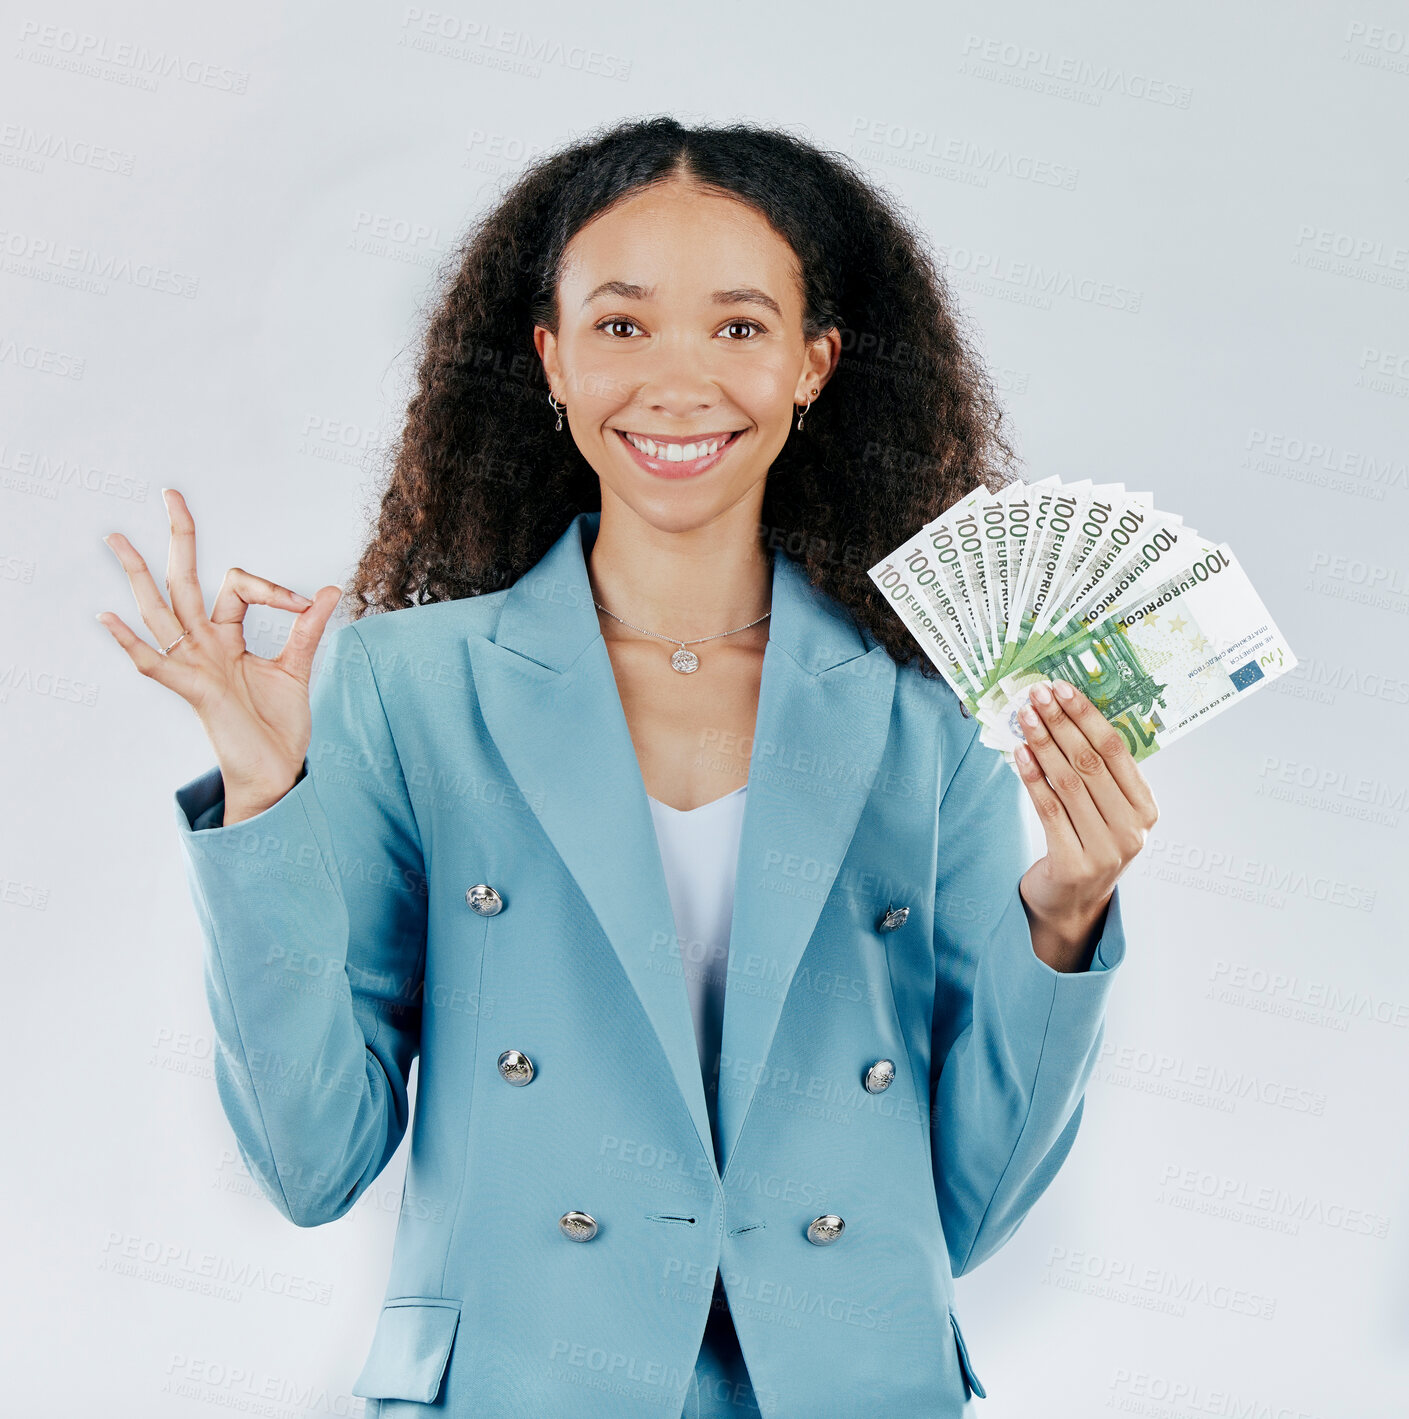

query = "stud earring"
796;388;817;431
548;392;565;432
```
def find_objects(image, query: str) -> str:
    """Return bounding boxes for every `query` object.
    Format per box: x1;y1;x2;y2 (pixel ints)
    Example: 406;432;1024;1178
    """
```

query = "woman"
99;117;1156;1418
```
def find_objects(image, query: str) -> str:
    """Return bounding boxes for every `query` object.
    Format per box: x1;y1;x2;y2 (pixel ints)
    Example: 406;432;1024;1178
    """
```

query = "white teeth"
623;431;733;461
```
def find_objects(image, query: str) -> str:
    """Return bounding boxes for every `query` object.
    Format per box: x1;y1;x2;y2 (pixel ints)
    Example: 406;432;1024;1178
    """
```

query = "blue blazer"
173;508;1126;1418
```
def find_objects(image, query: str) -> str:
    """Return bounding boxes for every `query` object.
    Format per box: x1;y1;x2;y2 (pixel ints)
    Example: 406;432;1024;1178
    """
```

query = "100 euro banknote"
974;541;1297;765
869;482;1298;772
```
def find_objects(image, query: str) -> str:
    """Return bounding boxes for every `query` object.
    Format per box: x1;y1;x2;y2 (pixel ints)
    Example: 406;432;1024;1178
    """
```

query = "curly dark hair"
343;114;1020;676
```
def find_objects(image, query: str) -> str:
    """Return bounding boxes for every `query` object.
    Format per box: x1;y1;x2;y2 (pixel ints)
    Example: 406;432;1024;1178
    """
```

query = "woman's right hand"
98;488;344;825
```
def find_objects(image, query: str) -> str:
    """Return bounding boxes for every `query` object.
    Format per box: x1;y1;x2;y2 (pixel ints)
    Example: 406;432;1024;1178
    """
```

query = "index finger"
1050;678;1159;827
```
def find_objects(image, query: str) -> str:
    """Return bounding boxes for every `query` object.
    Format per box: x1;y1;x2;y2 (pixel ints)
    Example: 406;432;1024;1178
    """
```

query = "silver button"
864;1059;896;1093
560;1210;598;1241
876;903;909;932
806;1214;846;1245
498;1049;534;1085
467;884;504;916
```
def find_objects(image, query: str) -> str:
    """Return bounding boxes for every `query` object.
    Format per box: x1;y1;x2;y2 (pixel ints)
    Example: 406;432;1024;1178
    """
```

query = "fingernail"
1053;679;1074;700
292;593;313;606
1030;682;1052;705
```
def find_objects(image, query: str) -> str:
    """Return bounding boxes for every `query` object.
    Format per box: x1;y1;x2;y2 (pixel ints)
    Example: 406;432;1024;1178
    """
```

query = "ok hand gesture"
97;489;342;824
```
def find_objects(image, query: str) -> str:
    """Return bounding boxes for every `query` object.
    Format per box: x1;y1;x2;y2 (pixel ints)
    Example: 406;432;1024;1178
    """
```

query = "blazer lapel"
714;548;896;1172
465;511;897;1181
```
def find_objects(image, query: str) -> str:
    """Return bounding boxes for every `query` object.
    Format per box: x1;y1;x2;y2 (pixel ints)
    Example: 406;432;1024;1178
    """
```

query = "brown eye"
721;320;763;340
595;318;640;338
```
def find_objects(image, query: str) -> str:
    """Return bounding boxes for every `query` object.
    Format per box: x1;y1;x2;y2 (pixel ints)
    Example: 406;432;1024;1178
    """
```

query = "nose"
645;389;718;422
642;382;720;421
636;339;723;421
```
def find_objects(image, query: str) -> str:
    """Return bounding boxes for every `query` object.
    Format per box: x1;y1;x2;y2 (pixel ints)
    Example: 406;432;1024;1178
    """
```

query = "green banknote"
976;543;1296;763
868;479;1297;773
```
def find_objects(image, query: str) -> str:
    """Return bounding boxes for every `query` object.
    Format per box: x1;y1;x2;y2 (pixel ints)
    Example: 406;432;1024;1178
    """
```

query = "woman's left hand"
1012;677;1160;972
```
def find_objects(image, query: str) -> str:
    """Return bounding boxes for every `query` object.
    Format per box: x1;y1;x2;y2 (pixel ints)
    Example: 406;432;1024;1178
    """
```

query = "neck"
585;494;772;644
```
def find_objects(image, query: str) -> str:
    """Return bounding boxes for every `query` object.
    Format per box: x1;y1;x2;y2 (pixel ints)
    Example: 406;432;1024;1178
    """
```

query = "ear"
795;326;842;402
533;325;562;402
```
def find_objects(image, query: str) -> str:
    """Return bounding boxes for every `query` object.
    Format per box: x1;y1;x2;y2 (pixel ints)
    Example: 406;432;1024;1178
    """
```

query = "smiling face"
533;177;838;534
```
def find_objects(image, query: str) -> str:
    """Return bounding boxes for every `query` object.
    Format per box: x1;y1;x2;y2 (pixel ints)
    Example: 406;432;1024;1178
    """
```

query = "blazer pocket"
949;1309;987;1400
352;1296;462;1404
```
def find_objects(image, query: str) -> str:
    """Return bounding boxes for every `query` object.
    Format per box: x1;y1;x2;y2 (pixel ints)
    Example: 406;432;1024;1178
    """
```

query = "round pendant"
670;648;699;674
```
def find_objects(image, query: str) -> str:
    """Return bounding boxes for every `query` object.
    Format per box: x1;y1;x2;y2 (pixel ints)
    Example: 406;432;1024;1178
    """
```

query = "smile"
613;427;747;479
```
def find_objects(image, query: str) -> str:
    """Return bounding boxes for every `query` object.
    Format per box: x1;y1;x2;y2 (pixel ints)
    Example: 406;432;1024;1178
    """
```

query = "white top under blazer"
645;781;749;1165
645;782;756;1417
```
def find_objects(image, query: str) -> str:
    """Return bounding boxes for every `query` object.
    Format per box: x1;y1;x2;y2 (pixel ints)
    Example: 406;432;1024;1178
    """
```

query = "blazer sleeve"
171;622;429;1228
930;720;1126;1278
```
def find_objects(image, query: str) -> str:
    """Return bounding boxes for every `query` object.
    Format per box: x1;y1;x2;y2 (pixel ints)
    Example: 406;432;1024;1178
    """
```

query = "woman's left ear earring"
796;388;817;432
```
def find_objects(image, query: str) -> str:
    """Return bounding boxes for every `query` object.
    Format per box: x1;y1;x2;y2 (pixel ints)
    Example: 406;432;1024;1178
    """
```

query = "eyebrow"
580;281;782;317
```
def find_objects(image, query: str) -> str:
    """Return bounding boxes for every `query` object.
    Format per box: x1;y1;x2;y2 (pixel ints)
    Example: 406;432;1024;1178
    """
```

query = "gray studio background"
5;1;1407;1413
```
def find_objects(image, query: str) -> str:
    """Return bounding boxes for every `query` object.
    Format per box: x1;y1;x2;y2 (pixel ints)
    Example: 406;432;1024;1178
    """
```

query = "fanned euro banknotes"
868;477;1297;772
